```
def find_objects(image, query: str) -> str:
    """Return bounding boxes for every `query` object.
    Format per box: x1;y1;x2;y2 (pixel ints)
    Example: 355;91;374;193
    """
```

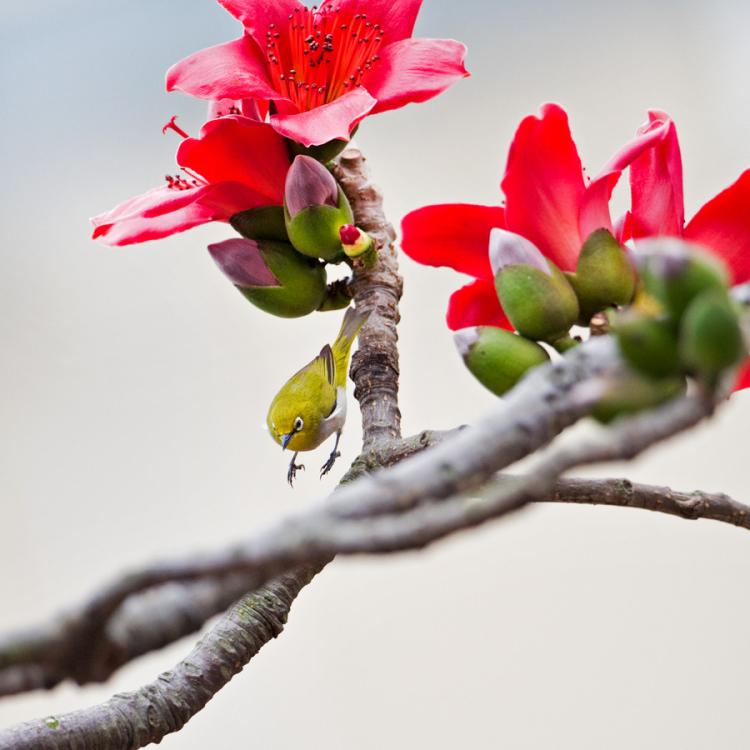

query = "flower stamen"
266;5;385;112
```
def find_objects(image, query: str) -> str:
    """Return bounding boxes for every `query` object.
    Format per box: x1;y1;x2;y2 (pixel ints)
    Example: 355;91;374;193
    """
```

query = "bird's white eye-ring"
294;417;304;432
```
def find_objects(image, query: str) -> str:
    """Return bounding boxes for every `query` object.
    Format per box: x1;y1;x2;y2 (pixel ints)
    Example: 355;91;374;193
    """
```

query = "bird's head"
267;398;319;453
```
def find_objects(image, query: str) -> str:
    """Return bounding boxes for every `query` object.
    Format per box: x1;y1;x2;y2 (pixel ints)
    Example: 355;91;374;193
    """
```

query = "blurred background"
2;0;750;747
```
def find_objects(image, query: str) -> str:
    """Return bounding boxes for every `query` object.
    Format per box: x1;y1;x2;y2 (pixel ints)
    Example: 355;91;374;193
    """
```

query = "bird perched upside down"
267;306;369;485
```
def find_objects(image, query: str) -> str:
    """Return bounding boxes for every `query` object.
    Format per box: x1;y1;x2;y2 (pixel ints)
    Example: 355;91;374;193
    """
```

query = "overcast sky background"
2;1;750;747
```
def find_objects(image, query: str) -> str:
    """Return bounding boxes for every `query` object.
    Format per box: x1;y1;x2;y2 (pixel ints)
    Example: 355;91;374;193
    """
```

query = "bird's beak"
281;433;293;451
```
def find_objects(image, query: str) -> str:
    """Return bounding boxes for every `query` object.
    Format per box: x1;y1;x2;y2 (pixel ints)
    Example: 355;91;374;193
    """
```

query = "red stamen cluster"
265;5;385;112
165;170;206;191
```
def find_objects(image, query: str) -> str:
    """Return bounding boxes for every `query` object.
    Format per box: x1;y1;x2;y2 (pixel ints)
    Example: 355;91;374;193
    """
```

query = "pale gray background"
2;1;750;747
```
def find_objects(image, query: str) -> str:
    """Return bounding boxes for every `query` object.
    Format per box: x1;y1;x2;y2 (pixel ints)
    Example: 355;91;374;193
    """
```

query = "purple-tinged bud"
489;228;550;275
284;156;355;261
284;155;338;218
491;229;579;344
636;238;728;321
208;238;279;287
208;238;327;318
339;225;374;259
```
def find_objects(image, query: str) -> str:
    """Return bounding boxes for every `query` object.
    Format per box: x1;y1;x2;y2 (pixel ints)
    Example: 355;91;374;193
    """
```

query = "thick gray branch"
0;564;323;750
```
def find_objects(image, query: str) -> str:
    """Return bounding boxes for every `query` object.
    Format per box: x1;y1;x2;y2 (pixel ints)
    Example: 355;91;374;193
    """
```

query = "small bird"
267;306;369;485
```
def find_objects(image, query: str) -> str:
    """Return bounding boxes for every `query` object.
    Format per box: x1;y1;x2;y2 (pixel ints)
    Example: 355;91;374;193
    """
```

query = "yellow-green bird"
267;306;369;485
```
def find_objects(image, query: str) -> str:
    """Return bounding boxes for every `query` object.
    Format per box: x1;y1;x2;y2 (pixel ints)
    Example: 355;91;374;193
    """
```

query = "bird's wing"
319;344;335;387
290;347;337;417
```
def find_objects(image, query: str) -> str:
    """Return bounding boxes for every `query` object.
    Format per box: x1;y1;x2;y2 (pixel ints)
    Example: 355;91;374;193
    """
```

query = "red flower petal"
501;103;586;271
217;0;305;45
446;279;511;331
365;38;468;114
685;170;750;284
624;111;684;238
401;204;506;280
579;172;620;241
322;0;423;42
269;88;377;147
166;36;279;103
177;117;289;204
734;359;750;392
580;118;682;242
90;182;265;246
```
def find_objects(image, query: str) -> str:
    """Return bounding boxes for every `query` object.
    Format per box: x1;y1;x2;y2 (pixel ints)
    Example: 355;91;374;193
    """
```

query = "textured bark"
334;148;403;450
549;477;750;528
0;565;322;750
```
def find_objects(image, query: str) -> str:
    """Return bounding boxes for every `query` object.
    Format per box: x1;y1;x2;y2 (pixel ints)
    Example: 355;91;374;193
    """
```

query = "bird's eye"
294;417;304;432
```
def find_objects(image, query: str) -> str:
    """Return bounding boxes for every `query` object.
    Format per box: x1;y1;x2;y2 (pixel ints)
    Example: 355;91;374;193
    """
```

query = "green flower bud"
454;326;550;396
568;229;637;322
284;155;354;261
614;311;681;379
592;372;687;424
638;239;728;321
208;238;327;318
490;229;579;344
679;289;746;385
230;206;289;242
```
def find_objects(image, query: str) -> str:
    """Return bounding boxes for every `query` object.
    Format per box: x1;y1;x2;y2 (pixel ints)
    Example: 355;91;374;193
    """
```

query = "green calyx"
455;326;550;396
592;371;687;424
679;289;746;385
615;311;682;379
286;129;357;165
230;206;289;242
238;241;327;318
285;186;354;262
495;261;580;343
568;229;637;322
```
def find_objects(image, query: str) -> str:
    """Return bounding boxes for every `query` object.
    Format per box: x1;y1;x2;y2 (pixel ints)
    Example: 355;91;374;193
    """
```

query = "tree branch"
549;476;750;529
0;564;323;750
333;148;403;449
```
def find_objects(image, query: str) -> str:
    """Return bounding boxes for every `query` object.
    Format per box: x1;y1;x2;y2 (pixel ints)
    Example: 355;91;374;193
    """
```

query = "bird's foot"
320;450;341;478
287;460;305;487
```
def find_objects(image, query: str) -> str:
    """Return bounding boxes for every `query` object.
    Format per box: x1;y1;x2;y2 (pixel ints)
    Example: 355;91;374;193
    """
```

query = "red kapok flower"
613;110;750;391
401;103;665;331
91;115;290;246
166;0;469;147
618;110;750;287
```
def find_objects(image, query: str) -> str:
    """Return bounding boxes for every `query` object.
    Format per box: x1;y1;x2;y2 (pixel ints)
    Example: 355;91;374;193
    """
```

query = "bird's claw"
287;461;305;487
320;451;341;478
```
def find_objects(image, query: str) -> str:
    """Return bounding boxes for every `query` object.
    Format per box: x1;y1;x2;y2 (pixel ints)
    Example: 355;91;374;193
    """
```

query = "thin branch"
549;476;750;529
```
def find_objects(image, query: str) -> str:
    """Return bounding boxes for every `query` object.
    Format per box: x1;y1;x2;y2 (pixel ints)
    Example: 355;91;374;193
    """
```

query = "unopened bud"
614;311;681;379
454;326;550;396
284;155;354;261
592;372;686;424
208;238;327;318
679;289;746;385
569;229;636;322
230;205;289;242
339;225;374;259
490;229;579;343
637;239;728;321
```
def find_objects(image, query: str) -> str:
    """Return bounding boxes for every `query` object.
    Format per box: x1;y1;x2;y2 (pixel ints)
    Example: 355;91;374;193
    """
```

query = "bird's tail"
332;306;370;388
